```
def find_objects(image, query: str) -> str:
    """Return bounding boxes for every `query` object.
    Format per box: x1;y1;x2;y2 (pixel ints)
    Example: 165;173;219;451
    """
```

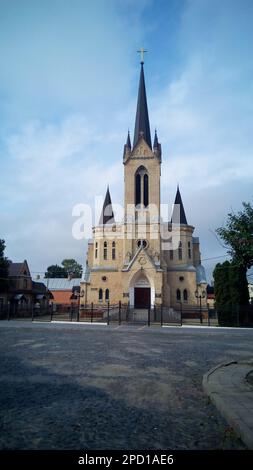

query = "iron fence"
1;301;252;327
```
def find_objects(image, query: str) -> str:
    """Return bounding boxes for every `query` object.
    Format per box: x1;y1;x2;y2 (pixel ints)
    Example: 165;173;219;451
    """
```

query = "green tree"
0;239;9;292
61;259;82;278
214;261;249;326
216;202;253;270
216;202;252;324
213;261;232;326
45;264;68;278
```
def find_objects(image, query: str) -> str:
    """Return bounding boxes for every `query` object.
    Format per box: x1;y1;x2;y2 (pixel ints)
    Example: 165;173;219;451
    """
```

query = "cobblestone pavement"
0;322;253;450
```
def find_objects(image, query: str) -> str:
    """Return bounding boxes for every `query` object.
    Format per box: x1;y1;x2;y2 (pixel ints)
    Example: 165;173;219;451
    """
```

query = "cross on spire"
137;47;147;64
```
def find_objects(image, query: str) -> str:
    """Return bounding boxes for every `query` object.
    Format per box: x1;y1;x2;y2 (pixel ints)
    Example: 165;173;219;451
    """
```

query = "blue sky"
0;0;253;281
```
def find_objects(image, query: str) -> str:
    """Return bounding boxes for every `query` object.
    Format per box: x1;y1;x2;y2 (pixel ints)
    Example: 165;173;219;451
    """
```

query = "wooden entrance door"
134;288;151;308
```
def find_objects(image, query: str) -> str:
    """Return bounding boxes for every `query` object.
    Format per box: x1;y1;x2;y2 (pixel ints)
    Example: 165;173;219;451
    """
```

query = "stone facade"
80;63;207;310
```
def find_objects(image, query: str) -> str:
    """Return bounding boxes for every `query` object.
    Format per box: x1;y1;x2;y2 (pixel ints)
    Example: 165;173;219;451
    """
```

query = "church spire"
171;186;188;225
133;63;152;149
99;186;115;225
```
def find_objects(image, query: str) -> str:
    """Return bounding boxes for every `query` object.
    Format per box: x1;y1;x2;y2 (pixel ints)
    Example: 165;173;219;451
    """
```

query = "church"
80;56;207;310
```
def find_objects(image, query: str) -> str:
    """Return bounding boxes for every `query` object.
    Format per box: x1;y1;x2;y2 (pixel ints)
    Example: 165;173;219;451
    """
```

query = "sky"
0;0;253;282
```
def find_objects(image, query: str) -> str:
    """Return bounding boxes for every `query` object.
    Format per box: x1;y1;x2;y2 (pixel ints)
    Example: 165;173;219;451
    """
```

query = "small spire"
153;129;158;149
99;186;115;225
126;130;131;149
171;186;188;225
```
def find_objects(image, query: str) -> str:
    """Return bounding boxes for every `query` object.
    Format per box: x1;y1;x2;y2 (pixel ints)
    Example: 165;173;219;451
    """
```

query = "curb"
203;360;253;449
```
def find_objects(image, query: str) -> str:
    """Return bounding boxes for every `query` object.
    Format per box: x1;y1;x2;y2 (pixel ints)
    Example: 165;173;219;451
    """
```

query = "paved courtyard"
0;321;253;450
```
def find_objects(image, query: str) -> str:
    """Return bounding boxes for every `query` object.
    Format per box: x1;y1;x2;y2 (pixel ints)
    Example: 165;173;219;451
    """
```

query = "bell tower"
123;55;162;260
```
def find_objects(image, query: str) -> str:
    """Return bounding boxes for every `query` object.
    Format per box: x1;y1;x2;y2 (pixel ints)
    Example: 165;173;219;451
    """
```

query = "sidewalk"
203;359;253;449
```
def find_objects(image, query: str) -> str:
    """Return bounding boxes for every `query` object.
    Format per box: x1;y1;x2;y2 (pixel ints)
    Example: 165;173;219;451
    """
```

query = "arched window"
188;241;191;259
135;173;141;206
105;289;109;301
95;242;98;259
183;289;188;302
176;289;181;301
178;241;182;260
103;241;107;260
143;173;149;207
99;289;103;301
135;166;148;207
112;241;116;260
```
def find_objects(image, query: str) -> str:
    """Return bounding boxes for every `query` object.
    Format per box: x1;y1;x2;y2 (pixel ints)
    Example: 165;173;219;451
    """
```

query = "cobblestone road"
0;322;252;450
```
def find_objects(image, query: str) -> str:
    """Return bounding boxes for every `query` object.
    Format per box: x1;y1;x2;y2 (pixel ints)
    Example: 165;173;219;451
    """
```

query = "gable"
131;137;153;158
123;247;158;273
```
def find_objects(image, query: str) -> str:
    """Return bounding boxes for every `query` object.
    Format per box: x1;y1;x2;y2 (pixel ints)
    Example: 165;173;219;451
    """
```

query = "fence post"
50;305;53;322
119;301;121;325
31;304;34;322
160;305;163;327
77;303;80;322
91;302;93;323
7;302;10;321
70;304;73;322
154;304;156;322
148;307;150;326
236;304;240;327
207;304;210;326
107;301;110;325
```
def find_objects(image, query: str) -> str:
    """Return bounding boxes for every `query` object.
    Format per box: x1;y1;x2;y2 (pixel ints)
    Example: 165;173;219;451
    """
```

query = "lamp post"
195;288;206;324
73;289;84;322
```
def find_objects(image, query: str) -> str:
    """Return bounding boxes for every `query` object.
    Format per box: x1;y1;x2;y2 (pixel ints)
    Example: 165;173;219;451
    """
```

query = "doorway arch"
129;270;155;308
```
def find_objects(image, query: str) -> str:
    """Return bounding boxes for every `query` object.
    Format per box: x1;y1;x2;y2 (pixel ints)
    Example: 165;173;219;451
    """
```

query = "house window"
99;289;103;301
188;241;191;259
105;289;109;301
95;242;98;259
169;250;173;260
24;279;28;288
112;241;116;260
103;241;107;260
183;289;188;302
178;241;182;260
176;289;181;301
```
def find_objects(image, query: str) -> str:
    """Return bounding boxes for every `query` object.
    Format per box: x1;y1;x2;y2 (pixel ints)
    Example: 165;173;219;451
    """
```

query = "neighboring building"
207;284;215;309
32;276;81;308
80;60;207;309
0;260;51;316
249;283;253;304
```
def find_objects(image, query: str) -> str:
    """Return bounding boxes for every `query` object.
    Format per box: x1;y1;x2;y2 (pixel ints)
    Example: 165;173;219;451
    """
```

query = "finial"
137;47;147;64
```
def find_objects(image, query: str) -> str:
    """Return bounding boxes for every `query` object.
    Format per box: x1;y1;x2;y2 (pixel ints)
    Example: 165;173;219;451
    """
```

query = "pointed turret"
126;131;131;149
153;129;162;160
133;63;152;149
123;131;131;161
171;186;188;225
153;129;158;149
99;186;115;225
